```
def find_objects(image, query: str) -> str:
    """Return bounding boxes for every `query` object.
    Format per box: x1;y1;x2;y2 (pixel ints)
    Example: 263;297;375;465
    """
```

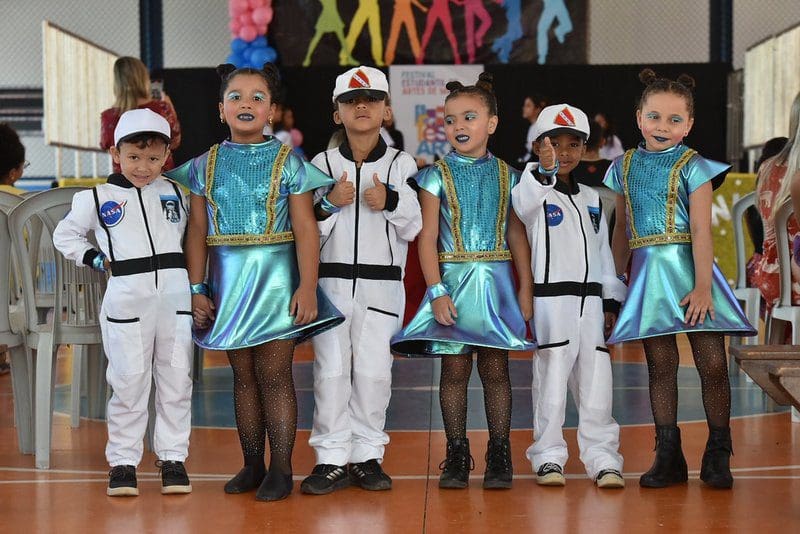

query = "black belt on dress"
111;252;186;276
534;281;603;298
319;262;401;281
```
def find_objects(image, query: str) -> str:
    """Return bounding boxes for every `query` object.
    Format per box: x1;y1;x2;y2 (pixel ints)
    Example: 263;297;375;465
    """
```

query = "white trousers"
101;280;193;467
309;296;399;465
527;296;622;478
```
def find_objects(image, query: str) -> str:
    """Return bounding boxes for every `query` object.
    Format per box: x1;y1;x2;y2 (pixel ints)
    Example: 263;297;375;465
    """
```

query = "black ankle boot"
255;468;294;501
483;438;513;489
700;426;733;489
639;425;688;488
439;438;474;489
224;459;266;494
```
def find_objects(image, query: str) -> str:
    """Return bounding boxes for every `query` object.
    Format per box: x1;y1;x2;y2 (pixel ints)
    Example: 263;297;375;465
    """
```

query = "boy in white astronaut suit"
511;104;627;489
301;66;422;495
53;109;193;497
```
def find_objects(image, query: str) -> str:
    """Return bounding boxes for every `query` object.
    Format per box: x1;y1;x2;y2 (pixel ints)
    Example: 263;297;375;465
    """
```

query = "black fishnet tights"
642;332;731;428
228;339;297;475
439;348;511;441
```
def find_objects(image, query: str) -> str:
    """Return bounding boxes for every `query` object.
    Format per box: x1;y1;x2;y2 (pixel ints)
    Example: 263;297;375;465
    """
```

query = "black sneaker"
596;468;625;489
536;462;565;486
300;464;350;495
107;465;138;497
156;460;192;494
349;459;392;491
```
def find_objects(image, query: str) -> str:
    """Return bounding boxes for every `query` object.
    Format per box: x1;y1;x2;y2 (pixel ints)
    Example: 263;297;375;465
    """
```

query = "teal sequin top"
415;151;520;262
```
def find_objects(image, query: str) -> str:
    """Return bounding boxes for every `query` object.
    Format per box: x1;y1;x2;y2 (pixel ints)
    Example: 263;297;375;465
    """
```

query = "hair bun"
216;63;237;79
676;73;696;91
262;62;281;82
445;80;465;93
476;71;494;93
638;68;658;86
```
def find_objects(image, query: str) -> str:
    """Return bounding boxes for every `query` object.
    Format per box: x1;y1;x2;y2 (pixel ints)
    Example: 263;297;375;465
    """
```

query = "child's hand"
432;295;458;326
363;174;388;211
679;287;715;326
539;137;557;171
604;311;617;339
192;294;215;328
517;287;533;321
290;285;318;325
327;171;355;207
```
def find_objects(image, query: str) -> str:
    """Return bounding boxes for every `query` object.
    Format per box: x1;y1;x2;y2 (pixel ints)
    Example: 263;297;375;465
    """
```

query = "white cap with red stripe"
332;66;389;103
531;104;590;142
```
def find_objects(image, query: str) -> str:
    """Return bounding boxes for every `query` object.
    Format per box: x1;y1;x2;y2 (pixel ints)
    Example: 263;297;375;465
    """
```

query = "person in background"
573;119;614;223
520;93;548;164
0;122;27;375
380;109;405;151
745;136;787;290
100;57;181;173
282;106;306;158
595;111;624;160
754;92;800;314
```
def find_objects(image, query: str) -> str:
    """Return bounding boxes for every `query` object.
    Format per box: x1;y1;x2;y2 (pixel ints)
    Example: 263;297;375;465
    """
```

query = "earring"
269;117;273;125
220;117;225;124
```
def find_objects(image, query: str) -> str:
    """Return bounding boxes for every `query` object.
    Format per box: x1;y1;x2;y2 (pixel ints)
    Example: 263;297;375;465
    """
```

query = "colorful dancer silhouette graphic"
303;0;358;66
461;0;498;64
385;0;429;65
536;0;572;64
491;0;522;63
345;0;385;67
416;0;462;65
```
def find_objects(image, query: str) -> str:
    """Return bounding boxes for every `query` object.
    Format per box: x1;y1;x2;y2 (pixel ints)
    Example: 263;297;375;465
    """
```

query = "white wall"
588;0;709;64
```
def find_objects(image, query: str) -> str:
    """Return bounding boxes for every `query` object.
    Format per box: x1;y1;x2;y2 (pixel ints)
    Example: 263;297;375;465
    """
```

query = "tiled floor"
1;338;799;532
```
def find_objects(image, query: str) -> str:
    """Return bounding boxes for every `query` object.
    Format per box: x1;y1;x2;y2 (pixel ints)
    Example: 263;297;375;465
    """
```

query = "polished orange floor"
1;339;800;533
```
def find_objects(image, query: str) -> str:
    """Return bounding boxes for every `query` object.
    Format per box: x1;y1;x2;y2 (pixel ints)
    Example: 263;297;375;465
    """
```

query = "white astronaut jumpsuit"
53;174;193;467
309;138;422;465
511;164;626;478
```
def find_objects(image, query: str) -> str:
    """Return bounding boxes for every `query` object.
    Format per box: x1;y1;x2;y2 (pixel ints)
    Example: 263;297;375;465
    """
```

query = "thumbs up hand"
363;173;388;211
327;170;355;207
539;137;557;172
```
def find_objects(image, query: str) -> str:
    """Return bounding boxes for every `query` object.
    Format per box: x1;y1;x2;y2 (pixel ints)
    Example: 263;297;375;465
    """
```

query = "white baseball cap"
531;104;590;142
114;108;171;146
332;66;389;103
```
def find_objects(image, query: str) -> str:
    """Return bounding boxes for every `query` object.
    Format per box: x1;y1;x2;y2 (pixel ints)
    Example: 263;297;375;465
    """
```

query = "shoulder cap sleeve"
684;152;731;193
413;165;443;197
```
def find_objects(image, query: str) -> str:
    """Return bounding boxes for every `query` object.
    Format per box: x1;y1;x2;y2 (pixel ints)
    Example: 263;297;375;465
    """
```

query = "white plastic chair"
730;192;762;348
0;194;33;454
8;188;108;468
767;198;800;422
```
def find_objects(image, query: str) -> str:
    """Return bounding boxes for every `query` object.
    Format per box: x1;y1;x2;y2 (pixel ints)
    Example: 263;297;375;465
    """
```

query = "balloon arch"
226;0;278;67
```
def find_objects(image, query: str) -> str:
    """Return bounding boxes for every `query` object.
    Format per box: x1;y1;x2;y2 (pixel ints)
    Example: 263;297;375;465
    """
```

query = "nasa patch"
160;195;181;223
546;204;563;226
100;200;126;227
588;206;601;233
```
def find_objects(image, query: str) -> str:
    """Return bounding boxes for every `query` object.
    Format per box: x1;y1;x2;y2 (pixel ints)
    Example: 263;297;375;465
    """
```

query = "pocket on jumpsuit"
356;307;401;380
105;316;145;375
171;311;193;369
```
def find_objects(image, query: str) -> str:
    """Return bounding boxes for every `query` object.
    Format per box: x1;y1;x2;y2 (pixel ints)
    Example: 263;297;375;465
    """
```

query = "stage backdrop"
390;64;484;164
270;0;587;66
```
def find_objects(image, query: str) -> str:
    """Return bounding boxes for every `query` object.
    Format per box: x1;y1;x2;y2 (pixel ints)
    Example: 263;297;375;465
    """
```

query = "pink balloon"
229;19;242;33
239;25;258;42
256;22;268;35
252;6;273;26
249;0;266;8
238;13;251;25
230;0;249;15
290;129;303;148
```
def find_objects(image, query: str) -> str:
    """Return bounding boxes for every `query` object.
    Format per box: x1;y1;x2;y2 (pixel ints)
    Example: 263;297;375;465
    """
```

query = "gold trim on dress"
436;160;464;252
207;232;294;246
265;144;292;234
438;250;512;262
205;144;220;235
495;160;509;251
628;233;691;249
665;148;696;233
621;149;637;239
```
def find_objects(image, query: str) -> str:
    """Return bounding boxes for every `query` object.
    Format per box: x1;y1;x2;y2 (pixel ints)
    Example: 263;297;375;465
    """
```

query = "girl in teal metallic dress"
391;73;534;489
605;69;756;490
168;63;343;502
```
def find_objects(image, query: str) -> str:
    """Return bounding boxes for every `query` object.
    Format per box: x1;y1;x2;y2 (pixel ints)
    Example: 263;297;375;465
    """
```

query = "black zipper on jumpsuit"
352;162;362;297
136;187;159;288
567;192;589;315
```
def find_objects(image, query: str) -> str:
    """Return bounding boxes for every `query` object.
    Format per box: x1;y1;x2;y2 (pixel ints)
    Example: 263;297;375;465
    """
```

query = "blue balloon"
252;36;267;48
263;46;278;63
249;47;272;66
231;38;248;54
226;52;244;67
